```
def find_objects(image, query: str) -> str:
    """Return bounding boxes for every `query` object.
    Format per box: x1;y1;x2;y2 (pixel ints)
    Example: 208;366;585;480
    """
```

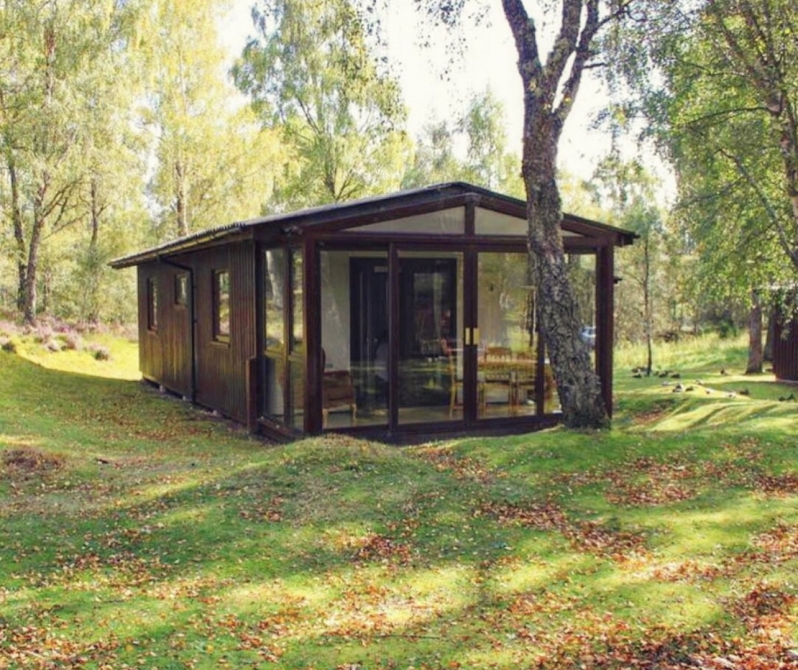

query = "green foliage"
402;90;524;197
141;0;284;239
3;333;798;666
234;0;410;209
610;0;798;310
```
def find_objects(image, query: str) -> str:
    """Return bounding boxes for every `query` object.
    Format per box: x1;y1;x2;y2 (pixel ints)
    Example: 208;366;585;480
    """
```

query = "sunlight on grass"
4;331;798;667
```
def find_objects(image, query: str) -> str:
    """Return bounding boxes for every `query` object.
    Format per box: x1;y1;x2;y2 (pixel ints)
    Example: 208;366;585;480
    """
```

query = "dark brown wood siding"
137;263;193;397
188;241;257;422
773;308;798;382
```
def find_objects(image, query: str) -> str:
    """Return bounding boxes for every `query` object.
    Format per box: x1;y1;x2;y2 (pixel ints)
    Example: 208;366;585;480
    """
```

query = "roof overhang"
110;182;636;269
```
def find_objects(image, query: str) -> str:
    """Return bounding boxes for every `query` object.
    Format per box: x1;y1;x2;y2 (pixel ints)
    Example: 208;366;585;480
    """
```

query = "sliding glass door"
395;250;464;426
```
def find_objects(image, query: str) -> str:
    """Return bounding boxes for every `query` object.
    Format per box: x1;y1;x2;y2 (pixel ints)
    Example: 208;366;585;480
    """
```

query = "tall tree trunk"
523;126;608;429
175;159;189;237
8;158;27;313
22;223;42;325
502;0;610;429
746;290;763;374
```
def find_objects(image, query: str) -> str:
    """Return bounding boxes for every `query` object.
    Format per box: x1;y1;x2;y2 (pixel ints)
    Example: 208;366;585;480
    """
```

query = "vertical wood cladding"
190;242;257;422
138;263;192;397
773;308;798;382
137;242;257;422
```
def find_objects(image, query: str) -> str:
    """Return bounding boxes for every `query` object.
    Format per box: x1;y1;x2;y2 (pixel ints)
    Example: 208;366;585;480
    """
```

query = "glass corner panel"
264;248;286;353
477;252;537;418
291;248;304;353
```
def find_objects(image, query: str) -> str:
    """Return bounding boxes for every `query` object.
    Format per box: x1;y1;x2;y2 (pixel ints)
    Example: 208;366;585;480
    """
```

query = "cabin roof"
110;181;637;269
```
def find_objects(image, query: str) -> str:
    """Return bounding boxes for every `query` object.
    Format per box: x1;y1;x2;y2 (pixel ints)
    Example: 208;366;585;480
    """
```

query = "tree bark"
8;158;26;313
504;0;610;429
745;290;763;374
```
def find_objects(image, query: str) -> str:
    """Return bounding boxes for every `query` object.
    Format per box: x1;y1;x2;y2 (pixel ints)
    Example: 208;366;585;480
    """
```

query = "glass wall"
567;253;597;370
397;250;463;425
287;248;304;430
320;249;389;429
477;252;539;419
263;249;286;422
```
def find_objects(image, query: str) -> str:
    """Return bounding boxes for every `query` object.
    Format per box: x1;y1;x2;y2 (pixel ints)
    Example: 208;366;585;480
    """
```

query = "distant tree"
140;0;282;239
591;158;666;372
612;0;797;369
0;0;136;323
402;90;523;197
234;0;410;210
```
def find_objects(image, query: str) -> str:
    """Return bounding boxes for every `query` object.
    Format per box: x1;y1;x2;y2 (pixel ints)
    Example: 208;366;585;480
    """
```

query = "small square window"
147;277;159;331
175;273;188;307
213;269;230;342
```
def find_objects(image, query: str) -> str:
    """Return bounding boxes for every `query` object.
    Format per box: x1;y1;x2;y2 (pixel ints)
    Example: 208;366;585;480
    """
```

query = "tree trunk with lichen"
523;125;608;428
503;0;610;428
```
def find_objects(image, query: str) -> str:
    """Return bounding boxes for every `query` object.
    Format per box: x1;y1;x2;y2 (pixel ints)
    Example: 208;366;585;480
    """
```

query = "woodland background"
1;0;796;365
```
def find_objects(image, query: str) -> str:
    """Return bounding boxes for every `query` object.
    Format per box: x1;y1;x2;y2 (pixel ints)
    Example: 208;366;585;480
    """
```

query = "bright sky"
218;2;616;181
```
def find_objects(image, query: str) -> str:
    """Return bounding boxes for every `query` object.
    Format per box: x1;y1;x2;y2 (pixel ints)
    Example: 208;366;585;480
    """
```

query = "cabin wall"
189;242;257;422
773;309;798;382
137;263;193;397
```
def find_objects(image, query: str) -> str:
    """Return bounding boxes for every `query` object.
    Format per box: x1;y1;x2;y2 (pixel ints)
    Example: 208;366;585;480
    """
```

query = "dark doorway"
350;258;389;413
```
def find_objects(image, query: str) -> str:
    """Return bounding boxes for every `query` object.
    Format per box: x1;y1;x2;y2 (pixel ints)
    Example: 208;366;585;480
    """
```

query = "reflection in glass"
477;252;537;418
213;270;230;341
289;362;304;430
264;249;286;352
264;249;286;421
291;248;304;352
567;253;597;367
263;357;284;421
320;250;388;428
397;252;463;425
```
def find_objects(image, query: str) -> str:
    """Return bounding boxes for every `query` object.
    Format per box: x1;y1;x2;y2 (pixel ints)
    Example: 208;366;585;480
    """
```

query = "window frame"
212;269;231;343
174;273;188;307
147;276;159;332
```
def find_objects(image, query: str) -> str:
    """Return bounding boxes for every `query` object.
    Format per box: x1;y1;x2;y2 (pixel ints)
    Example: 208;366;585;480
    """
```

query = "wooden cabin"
773;300;798;382
111;182;635;441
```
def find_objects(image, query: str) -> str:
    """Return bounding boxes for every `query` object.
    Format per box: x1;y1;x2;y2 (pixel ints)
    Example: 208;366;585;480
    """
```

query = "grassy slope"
1;334;798;668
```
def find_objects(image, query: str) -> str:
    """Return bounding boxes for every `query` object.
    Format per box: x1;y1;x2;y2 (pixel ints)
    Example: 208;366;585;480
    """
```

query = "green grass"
2;333;798;668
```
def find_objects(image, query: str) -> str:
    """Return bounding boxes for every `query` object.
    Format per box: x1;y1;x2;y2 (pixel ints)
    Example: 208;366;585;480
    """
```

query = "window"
147;277;159;331
213;269;230;341
174;273;188;307
290;249;304;352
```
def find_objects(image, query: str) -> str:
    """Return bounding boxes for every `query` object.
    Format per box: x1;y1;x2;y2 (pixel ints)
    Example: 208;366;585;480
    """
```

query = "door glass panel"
320;250;388;428
263;249;286;422
477;252;538;418
291;248;304;353
397;251;463;425
567;253;597;369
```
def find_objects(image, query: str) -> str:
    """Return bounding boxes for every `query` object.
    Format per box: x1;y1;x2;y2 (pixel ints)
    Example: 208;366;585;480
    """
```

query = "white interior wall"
321;251;351;371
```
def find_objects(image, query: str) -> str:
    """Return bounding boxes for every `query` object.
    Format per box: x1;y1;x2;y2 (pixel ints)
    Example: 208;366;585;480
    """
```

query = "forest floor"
2;329;798;669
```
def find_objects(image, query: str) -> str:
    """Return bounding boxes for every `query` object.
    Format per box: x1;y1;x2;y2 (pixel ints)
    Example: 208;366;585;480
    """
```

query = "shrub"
58;331;83;351
45;338;62;353
0;336;16;354
90;344;111;361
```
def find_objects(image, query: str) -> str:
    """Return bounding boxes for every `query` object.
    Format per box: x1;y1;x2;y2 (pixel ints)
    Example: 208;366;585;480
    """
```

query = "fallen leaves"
479;500;648;561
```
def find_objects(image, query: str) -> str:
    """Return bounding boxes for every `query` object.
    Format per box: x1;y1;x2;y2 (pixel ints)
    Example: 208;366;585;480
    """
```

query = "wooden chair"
511;351;536;413
446;345;465;417
480;346;513;411
322;370;357;427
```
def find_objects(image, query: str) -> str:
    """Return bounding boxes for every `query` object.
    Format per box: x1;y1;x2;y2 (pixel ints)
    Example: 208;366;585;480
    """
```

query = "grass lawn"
2;332;798;668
